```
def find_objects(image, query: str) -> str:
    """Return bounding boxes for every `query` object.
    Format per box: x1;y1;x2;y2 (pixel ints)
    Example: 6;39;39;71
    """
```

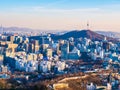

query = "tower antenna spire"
87;21;89;30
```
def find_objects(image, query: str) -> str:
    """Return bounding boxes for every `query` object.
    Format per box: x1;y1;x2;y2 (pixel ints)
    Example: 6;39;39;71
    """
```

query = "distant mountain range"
0;26;119;42
96;31;120;39
0;27;65;33
0;27;35;33
1;26;120;38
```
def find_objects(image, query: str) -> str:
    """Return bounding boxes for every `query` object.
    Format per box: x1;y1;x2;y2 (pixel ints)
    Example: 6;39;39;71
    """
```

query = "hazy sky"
0;0;120;31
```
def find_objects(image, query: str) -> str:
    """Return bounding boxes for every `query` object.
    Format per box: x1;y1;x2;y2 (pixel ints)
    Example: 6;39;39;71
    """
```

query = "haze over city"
0;0;120;32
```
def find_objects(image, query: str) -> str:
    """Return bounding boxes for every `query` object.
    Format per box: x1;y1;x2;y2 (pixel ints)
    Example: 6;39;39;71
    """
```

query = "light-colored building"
0;55;4;65
0;65;8;72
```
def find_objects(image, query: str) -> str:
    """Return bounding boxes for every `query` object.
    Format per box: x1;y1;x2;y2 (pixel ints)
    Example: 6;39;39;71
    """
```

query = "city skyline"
0;1;120;89
0;0;120;32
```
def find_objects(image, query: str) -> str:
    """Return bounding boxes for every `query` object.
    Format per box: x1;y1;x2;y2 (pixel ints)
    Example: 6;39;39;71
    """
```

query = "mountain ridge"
50;30;118;42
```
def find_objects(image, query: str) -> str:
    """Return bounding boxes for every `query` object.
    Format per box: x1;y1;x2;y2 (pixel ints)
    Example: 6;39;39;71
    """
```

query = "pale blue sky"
0;0;120;31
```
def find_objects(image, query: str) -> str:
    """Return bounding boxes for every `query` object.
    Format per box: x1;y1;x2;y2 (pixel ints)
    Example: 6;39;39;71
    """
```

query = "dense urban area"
0;29;120;90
